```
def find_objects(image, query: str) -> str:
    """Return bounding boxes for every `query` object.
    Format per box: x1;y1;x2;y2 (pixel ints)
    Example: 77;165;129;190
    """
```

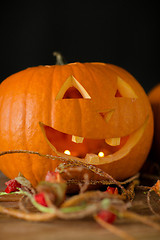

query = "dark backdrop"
0;1;159;93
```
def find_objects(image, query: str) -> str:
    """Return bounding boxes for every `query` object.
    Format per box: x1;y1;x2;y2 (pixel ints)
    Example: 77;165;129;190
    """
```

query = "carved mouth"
40;116;148;165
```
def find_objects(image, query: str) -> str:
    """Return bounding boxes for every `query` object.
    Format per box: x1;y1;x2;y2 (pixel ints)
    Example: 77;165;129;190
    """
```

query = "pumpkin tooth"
105;137;121;146
72;135;84;143
85;154;100;164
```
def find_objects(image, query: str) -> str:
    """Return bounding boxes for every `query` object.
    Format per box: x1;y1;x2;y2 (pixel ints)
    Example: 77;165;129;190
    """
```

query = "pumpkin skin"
148;84;160;157
0;63;153;186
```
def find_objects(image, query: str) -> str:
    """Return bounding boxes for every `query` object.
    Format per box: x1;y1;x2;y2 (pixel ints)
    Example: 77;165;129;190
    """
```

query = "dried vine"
0;150;131;197
0;149;160;240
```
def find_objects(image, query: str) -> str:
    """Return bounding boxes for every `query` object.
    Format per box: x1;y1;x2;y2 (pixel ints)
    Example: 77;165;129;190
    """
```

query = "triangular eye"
115;77;138;98
55;75;91;100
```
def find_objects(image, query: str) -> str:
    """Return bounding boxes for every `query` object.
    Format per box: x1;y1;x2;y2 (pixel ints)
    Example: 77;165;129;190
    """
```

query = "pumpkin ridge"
24;69;38;183
33;67;57;182
0;90;8;173
82;64;101;136
0;94;11;174
48;65;56;171
48;66;55;128
84;63;99;100
23;76;30;178
9;83;15;177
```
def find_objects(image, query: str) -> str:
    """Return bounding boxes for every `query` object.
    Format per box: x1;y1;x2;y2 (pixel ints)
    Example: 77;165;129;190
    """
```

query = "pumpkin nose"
99;109;115;123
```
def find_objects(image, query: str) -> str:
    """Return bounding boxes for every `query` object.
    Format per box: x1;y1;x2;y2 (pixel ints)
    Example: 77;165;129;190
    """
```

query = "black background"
0;1;159;93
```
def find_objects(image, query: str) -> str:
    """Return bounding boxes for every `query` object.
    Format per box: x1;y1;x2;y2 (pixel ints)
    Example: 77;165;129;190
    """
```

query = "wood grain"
0;171;160;240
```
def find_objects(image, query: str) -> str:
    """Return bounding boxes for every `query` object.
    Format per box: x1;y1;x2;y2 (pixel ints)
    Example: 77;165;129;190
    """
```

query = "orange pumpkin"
148;84;160;157
0;63;153;186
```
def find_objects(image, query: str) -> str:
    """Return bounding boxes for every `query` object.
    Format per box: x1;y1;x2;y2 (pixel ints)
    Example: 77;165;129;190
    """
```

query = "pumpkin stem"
53;52;66;65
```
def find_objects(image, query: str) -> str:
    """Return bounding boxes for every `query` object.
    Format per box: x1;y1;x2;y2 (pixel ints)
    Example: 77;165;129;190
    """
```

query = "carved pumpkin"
148;84;160;157
0;63;153;186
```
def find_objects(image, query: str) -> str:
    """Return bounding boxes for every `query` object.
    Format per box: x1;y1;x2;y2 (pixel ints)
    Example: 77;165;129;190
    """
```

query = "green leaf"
15;173;32;188
101;198;111;210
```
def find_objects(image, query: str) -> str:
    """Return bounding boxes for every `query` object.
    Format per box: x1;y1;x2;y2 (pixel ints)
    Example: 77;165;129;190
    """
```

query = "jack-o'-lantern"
0;62;153;187
148;84;160;158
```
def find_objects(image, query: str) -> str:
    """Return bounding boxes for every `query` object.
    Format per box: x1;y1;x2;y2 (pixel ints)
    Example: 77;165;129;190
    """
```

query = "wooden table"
0;171;160;240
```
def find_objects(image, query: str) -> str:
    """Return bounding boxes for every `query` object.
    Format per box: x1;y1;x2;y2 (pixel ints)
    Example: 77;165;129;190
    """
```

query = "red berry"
97;210;116;224
105;186;118;195
5;179;21;193
34;192;48;207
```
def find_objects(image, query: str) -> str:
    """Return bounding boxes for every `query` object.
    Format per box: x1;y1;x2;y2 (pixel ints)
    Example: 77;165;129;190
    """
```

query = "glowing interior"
43;124;129;158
